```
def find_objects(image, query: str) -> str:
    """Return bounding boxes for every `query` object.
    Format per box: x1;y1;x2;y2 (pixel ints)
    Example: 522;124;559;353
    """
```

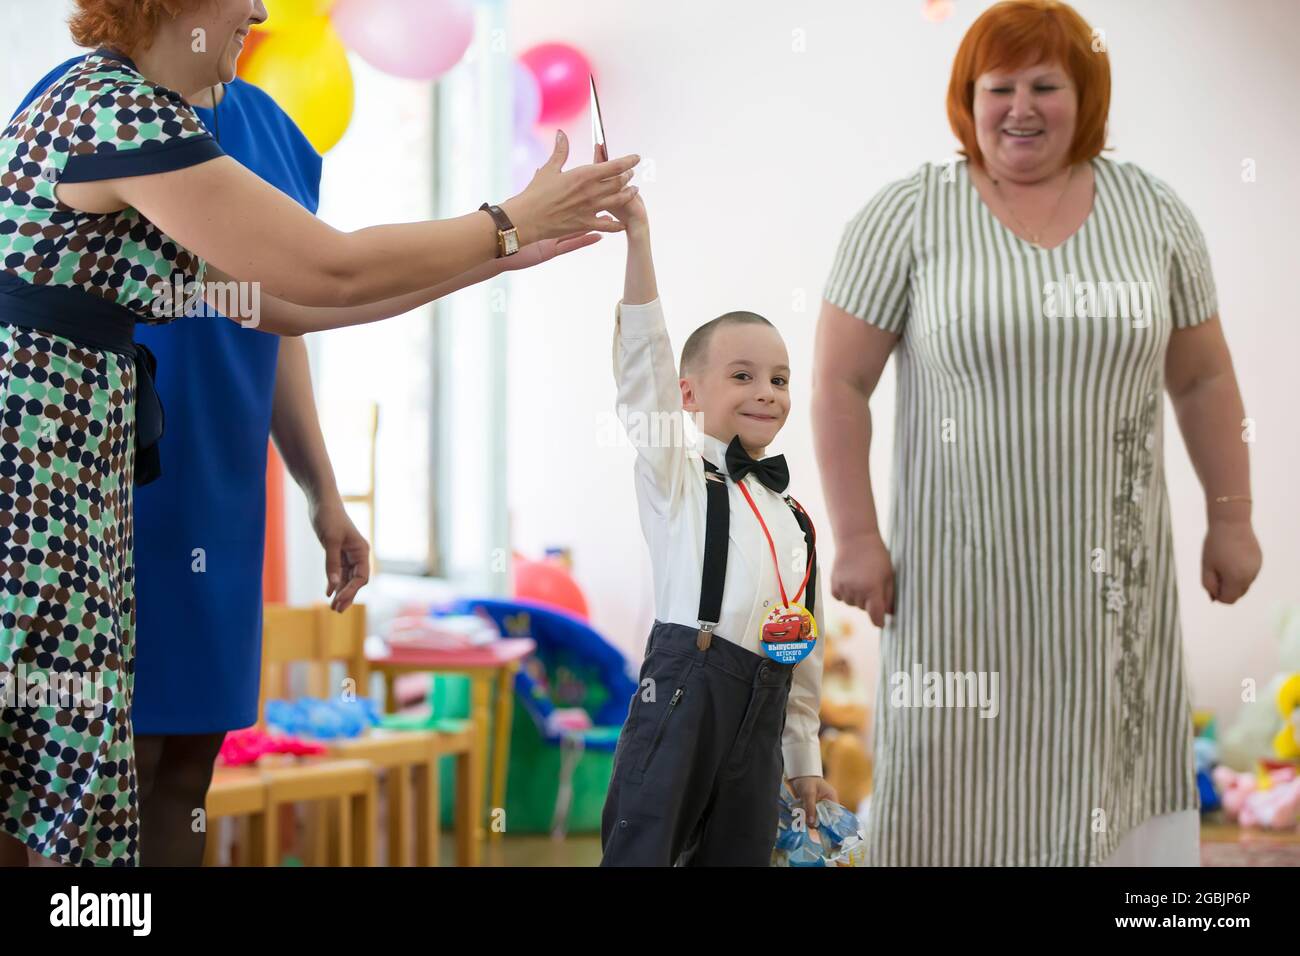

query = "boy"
602;184;836;866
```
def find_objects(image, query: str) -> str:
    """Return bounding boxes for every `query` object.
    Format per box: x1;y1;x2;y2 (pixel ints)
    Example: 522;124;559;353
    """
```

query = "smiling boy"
601;184;835;866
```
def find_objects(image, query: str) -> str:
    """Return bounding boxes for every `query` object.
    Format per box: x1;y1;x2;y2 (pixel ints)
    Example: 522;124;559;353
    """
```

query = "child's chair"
201;766;268;866
259;758;378;866
263;603;479;866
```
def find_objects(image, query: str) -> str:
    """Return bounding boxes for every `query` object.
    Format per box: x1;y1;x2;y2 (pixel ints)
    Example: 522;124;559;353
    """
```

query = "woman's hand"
831;531;895;628
1202;517;1261;604
310;498;371;613
501;130;640;246
497;231;603;272
789;776;838;830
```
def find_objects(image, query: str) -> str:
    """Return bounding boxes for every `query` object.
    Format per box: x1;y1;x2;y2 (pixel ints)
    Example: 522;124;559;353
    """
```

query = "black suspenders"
696;458;817;652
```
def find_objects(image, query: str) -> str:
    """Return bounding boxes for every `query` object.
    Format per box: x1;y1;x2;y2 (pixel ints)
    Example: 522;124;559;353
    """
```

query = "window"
308;0;510;588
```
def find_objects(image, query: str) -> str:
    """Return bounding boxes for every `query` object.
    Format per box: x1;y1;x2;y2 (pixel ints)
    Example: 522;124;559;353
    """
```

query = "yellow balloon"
240;19;353;154
252;0;336;34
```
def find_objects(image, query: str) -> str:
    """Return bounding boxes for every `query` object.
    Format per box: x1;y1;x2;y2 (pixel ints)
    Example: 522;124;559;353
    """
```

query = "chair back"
259;604;370;728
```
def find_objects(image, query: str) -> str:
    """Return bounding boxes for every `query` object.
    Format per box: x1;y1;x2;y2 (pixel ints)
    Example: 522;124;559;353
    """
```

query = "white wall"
503;0;1300;718
0;1;79;110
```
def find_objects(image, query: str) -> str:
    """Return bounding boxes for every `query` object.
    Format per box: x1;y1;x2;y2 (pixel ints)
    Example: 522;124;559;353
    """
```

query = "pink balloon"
519;42;591;124
331;0;474;81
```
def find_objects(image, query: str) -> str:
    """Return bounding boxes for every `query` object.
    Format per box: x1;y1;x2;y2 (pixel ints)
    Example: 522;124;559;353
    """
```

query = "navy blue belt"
0;272;165;486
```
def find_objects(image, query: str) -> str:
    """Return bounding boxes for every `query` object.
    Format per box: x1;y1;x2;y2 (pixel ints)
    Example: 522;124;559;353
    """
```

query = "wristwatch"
479;202;520;257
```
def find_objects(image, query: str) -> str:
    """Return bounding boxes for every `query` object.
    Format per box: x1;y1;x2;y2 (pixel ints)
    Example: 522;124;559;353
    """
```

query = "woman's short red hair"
68;0;195;58
947;0;1110;168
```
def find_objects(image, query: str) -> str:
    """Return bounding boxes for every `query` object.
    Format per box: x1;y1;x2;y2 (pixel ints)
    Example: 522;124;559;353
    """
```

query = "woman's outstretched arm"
205;232;602;335
56;129;638;310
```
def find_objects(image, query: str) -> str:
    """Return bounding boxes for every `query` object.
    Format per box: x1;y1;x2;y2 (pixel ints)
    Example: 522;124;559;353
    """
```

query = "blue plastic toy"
265;696;381;739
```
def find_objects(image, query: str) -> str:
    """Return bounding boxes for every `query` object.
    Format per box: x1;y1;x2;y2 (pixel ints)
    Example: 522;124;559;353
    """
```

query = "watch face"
503;229;519;255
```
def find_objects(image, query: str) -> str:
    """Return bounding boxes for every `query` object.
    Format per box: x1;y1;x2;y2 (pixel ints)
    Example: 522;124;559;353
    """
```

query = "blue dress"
11;64;322;735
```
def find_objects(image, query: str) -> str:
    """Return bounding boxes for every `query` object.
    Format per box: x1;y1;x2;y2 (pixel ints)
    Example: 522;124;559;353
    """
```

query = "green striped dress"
823;156;1216;866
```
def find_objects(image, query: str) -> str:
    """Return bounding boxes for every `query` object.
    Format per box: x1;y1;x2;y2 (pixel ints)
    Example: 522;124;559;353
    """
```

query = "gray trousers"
600;621;793;866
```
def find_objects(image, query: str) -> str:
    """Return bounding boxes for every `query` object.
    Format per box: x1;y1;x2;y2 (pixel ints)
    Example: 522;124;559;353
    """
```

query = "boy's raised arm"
610;191;688;512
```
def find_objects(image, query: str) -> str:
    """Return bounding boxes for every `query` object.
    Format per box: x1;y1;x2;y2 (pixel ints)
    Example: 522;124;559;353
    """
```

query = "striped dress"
823;156;1217;866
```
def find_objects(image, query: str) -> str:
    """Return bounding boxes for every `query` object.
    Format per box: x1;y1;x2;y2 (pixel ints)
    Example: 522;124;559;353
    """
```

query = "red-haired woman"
814;0;1259;865
0;0;639;867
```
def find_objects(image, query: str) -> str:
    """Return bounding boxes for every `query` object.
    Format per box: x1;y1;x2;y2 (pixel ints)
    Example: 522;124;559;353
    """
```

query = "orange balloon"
513;556;590;620
235;28;266;77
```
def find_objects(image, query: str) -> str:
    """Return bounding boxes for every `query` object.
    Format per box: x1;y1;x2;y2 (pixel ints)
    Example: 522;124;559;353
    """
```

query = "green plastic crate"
380;674;617;833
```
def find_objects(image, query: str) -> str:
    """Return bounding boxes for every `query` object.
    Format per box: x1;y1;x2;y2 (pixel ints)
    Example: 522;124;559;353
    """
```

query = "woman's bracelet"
1212;495;1252;504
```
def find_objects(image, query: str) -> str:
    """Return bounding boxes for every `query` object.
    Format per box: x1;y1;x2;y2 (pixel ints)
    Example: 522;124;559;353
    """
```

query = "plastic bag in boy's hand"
771;780;868;867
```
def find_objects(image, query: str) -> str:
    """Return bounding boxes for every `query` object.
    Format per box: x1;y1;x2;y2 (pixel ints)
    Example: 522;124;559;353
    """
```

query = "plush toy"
1212;765;1256;820
1194;737;1221;812
1272;673;1300;760
1212;764;1300;830
1219;606;1300;770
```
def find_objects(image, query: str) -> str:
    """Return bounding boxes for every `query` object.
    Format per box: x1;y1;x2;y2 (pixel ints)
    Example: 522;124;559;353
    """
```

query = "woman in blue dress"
0;0;638;867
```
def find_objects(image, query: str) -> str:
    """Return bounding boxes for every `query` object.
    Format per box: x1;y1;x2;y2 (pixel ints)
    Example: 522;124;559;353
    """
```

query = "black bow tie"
724;436;789;493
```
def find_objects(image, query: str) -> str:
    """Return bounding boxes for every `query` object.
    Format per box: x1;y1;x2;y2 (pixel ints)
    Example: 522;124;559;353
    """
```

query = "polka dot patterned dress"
0;48;224;866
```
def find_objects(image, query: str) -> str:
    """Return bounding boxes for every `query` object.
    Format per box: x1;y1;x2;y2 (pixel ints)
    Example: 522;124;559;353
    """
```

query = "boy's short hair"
679;311;775;379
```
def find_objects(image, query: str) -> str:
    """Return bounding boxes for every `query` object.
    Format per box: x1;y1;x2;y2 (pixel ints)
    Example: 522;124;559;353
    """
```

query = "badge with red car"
760;601;817;665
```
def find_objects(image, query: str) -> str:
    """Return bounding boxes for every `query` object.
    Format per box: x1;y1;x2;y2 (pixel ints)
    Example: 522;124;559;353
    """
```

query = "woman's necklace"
990;164;1074;248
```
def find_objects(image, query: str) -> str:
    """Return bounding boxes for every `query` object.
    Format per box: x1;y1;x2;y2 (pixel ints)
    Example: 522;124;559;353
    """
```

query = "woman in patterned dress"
0;0;641;867
813;0;1261;865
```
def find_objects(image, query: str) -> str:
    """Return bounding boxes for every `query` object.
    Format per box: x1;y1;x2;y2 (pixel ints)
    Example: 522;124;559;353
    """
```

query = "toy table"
367;638;535;846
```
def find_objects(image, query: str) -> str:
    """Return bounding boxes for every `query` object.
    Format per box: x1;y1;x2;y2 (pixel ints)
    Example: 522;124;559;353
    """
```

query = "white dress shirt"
613;297;824;779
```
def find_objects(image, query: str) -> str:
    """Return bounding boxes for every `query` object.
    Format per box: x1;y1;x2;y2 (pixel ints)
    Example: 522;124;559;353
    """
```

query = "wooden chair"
260;759;378;866
202;766;268;867
263;603;480;866
200;604;382;867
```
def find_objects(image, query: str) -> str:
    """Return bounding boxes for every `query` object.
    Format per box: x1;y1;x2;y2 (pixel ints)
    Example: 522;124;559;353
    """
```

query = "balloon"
519;43;591;124
331;0;474;81
513;554;589;620
239;19;354;153
235;27;267;75
512;60;542;133
511;130;550;194
922;0;955;23
252;0;335;33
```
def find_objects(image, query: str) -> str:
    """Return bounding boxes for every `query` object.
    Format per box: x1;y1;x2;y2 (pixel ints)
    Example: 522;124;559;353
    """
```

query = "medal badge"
760;601;818;665
735;479;818;666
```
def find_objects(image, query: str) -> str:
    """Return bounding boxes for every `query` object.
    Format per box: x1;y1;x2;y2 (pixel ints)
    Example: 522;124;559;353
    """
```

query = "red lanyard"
736;481;814;609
